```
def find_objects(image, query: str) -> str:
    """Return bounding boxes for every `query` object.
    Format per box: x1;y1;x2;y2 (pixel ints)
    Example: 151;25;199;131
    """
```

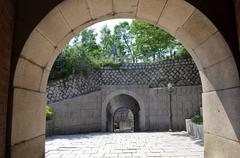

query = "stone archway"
102;89;146;132
106;94;140;132
11;0;240;158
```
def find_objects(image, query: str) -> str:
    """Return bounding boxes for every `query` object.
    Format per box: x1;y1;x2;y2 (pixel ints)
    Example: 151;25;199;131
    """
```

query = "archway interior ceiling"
12;0;240;72
107;94;140;115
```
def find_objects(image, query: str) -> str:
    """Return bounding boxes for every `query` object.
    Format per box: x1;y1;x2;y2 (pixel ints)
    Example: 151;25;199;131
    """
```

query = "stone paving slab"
45;132;204;158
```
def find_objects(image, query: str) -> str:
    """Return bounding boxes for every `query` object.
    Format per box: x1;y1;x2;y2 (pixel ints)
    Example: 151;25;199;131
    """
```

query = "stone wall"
46;59;202;135
149;86;202;131
47;85;202;135
47;91;102;135
47;59;201;104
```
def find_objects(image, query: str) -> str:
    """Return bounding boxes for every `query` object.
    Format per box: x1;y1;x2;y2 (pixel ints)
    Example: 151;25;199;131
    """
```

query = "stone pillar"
11;88;46;158
202;83;240;158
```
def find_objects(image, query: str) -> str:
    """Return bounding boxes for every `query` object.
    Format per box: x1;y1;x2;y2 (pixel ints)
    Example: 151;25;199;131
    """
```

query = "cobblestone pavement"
45;132;204;158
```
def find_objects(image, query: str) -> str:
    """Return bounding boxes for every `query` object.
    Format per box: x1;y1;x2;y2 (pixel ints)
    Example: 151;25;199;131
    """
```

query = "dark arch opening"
113;107;134;132
106;94;140;132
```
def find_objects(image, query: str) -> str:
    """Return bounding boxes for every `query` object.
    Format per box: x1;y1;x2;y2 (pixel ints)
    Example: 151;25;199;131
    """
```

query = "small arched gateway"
106;94;140;132
101;89;146;132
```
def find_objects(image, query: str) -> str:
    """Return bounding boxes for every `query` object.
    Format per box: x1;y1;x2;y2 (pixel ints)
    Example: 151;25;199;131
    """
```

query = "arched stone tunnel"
106;94;140;132
0;0;240;158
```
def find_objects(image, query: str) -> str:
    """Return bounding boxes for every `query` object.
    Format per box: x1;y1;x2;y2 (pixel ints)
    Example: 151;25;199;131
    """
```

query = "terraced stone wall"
47;59;201;103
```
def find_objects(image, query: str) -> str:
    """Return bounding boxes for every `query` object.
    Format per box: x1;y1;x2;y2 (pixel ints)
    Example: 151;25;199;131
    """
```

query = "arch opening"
11;0;240;158
113;107;135;133
106;94;140;132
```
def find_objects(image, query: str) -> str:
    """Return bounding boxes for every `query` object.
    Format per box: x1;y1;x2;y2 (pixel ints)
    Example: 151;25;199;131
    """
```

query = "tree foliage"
49;20;191;80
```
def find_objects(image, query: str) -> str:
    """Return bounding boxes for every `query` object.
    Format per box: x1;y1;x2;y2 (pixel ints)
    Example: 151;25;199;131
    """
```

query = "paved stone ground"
45;132;204;158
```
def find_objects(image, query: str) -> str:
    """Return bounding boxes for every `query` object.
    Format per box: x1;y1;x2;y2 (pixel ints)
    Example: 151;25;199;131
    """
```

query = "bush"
46;105;54;120
102;62;122;70
191;115;203;124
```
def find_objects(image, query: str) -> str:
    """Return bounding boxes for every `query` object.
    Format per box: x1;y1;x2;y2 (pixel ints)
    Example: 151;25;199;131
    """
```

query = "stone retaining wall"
47;59;200;104
47;91;102;135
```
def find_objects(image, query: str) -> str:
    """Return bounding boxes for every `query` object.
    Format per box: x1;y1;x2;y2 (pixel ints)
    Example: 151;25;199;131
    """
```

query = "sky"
70;19;133;44
89;19;133;34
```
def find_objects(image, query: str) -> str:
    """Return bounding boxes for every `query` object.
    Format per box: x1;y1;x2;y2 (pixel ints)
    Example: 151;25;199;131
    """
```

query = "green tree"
131;20;177;62
99;25;116;62
49;19;191;80
50;28;101;79
114;22;135;63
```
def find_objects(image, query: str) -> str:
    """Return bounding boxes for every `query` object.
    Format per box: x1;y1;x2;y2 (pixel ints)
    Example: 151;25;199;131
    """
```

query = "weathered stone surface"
21;29;55;67
46;49;61;71
175;9;217;50
40;69;50;93
58;0;91;29
48;91;102;135
12;88;46;145
11;135;45;158
137;0;167;23
158;0;195;35
86;0;113;19
194;32;232;68
14;58;43;91
204;133;240;158
37;7;71;46
203;87;240;141
113;0;138;15
200;57;240;92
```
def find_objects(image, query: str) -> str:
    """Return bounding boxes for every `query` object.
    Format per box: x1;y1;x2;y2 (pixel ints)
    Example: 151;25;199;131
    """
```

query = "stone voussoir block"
113;0;138;15
37;6;71;46
11;135;45;158
194;31;232;69
200;56;240;92
158;0;195;36
12;88;46;145
86;0;113;19
204;133;240;158
175;9;218;50
58;0;91;30
137;0;167;24
14;57;43;91
21;29;55;67
203;87;240;141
